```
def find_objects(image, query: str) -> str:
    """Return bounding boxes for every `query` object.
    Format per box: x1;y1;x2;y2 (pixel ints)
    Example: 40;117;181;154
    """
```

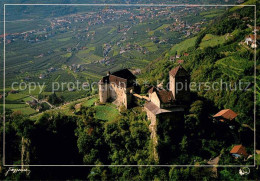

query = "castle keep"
99;69;136;108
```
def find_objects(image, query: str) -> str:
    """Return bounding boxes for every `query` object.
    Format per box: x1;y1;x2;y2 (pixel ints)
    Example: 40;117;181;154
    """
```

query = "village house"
39;74;46;79
230;145;248;158
183;52;189;56
213;109;239;132
177;59;184;64
169;56;175;62
132;68;141;75
26;99;38;108
213;109;238;123
244;34;259;48
99;69;136;109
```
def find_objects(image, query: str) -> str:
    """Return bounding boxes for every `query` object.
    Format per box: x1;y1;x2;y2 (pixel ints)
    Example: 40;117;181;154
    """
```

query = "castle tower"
99;76;110;104
169;65;190;103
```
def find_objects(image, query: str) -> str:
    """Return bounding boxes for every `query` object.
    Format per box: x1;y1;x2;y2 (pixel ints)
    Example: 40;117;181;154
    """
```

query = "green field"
200;34;226;48
148;24;170;36
82;97;98;107
76;48;103;63
58;37;72;42
170;36;197;55
0;103;37;115
200;9;225;18
95;104;119;121
143;42;158;52
5;93;28;101
12;107;37;115
61;52;72;58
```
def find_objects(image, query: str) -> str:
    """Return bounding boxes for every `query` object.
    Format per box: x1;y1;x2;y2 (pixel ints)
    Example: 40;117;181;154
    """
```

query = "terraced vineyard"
216;55;254;79
200;34;226;48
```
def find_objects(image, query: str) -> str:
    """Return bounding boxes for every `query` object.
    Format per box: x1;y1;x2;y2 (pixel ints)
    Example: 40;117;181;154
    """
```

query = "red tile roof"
230;145;248;157
213;109;237;121
246;34;260;40
177;59;184;64
183;52;189;56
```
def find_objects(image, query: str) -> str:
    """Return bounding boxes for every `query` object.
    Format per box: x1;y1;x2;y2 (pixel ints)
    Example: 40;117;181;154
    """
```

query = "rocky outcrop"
149;121;159;162
21;137;30;168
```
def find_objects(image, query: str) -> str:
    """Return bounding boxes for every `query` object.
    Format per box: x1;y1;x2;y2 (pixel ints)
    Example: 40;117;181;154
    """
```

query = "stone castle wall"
99;83;109;103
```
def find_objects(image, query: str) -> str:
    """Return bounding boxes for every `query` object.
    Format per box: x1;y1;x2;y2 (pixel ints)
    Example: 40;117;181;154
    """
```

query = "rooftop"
157;89;175;104
111;68;136;80
169;65;189;78
230;145;247;157
99;68;136;88
148;87;175;104
213;109;238;121
144;102;171;115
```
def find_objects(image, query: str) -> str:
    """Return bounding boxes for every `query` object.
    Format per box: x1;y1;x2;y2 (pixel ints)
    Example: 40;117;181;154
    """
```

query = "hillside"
139;1;259;128
136;0;260;173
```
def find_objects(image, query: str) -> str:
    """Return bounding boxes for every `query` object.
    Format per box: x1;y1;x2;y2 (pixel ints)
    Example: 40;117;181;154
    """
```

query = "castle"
99;65;190;161
99;65;190;113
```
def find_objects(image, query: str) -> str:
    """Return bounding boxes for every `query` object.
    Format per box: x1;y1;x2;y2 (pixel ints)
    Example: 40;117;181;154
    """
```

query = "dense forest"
1;0;260;180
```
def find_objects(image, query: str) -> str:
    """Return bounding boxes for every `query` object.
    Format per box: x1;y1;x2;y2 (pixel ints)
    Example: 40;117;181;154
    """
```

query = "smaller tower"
169;65;190;103
99;77;109;103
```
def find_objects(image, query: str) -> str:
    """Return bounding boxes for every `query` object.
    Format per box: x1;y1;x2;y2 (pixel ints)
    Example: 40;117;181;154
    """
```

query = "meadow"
169;36;197;55
199;34;226;48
